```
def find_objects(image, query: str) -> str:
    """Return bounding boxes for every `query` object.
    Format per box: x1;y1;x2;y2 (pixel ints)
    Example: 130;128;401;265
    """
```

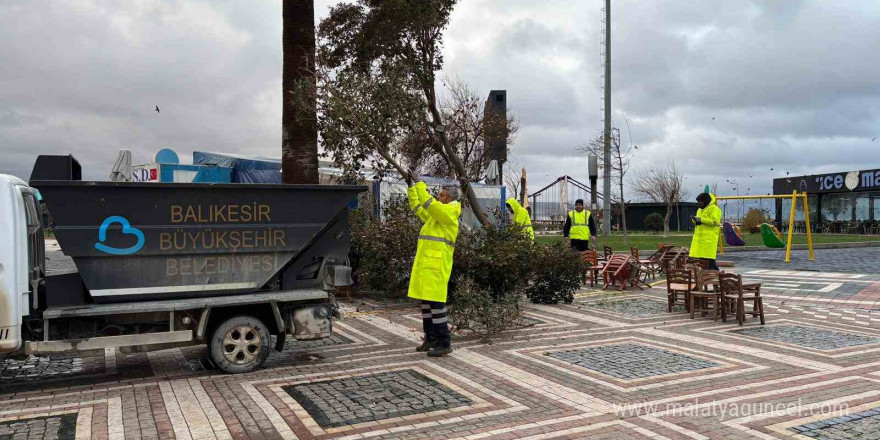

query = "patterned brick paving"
5;262;880;439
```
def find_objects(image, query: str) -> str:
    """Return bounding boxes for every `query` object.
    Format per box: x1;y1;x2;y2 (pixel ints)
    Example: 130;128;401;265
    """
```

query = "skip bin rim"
30;180;367;192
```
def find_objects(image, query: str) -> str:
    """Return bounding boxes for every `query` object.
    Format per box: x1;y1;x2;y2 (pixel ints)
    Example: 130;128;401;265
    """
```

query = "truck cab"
0;174;44;354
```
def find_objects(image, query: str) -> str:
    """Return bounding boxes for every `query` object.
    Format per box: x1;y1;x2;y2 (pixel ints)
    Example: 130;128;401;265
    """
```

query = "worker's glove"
692;216;703;225
409;171;422;183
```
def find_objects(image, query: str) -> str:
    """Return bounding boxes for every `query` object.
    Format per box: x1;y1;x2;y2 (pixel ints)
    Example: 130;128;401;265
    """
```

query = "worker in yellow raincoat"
690;192;722;270
407;173;461;357
505;198;534;240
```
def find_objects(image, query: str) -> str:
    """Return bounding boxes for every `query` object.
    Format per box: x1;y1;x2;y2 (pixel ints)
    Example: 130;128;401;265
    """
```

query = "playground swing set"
716;191;815;263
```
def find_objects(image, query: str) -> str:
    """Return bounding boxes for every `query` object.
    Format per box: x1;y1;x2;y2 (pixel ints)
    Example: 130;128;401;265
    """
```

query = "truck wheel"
209;315;271;374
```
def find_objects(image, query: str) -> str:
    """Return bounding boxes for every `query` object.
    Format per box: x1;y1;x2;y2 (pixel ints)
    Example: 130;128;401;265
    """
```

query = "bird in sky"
633;145;638;149
770;168;774;171
155;106;160;113
786;171;790;176
712;117;716;121
873;137;877;141
749;175;754;178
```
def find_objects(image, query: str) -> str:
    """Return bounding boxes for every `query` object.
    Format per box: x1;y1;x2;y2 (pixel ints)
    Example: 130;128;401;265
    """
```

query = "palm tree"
282;0;318;184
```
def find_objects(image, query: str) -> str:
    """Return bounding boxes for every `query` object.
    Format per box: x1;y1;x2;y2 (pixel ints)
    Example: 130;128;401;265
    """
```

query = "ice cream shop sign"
774;168;880;195
815;170;880;192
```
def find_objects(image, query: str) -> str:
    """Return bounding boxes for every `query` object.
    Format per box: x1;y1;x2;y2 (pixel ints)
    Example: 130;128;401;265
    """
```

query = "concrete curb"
721;241;880;253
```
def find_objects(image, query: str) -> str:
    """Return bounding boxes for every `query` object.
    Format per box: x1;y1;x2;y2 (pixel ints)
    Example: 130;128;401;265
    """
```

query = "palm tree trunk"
282;0;318;184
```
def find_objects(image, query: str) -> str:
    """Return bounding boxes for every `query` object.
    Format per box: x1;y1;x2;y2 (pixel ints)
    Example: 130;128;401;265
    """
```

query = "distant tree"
282;0;319;184
742;208;771;233
644;212;664;233
633;163;687;238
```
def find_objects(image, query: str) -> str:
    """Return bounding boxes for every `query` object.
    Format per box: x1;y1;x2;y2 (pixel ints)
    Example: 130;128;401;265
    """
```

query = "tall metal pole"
602;0;612;235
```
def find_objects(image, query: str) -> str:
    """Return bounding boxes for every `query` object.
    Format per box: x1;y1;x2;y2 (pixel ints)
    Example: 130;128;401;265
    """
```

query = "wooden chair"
602;254;634;291
720;273;765;325
635;247;664;281
581;250;604;288
661;247;689;273
686;257;710;272
665;269;693;312
603;245;614;262
690;269;721;321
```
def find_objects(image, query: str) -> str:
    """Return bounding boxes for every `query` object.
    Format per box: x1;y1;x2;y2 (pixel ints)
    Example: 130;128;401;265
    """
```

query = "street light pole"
602;0;612;235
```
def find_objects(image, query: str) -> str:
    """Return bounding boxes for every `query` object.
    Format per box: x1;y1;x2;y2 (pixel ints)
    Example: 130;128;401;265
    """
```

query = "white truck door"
0;177;29;353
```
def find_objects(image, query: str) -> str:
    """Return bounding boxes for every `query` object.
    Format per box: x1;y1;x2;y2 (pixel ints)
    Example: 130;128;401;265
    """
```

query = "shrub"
452;225;534;301
644;212;664;233
741;208;771;233
349;199;420;297
448;277;523;338
526;242;586;304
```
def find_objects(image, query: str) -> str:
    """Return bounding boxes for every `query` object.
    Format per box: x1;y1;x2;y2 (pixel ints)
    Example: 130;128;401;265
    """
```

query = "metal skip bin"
31;181;365;303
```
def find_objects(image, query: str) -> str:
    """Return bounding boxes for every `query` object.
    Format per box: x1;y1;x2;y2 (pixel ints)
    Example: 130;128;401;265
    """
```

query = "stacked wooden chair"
719;273;765;325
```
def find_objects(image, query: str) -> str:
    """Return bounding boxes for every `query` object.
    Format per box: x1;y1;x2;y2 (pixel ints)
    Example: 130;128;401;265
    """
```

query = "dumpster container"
32;180;364;303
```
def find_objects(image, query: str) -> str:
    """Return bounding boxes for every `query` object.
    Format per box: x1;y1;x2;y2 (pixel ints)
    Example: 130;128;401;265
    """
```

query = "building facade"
773;168;880;226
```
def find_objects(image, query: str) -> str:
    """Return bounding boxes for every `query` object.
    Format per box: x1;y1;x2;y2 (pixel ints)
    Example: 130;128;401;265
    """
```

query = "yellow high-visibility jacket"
568;210;592;240
690;193;722;259
407;182;461;303
506;198;534;240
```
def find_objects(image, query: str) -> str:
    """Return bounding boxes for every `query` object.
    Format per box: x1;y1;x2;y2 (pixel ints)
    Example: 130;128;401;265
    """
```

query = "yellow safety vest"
407;182;461;303
505;198;534;240
568;210;591;240
690;193;722;259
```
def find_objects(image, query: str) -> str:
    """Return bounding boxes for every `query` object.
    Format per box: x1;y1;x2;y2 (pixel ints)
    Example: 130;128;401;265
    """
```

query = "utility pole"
602;0;612;235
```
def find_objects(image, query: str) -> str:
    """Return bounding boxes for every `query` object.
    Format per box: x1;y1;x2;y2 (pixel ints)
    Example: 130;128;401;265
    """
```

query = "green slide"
760;223;786;248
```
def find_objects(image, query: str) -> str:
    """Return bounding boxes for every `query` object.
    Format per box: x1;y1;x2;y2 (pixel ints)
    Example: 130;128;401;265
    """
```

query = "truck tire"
209;315;271;374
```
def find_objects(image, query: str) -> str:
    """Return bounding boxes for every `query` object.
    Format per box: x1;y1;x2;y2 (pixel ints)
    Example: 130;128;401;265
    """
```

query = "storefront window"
780;194;818;224
856;194;871;221
873;192;880;221
821;193;855;222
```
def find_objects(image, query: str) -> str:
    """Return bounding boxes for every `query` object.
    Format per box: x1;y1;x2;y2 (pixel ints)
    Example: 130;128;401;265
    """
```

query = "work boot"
416;339;437;352
427;345;453;357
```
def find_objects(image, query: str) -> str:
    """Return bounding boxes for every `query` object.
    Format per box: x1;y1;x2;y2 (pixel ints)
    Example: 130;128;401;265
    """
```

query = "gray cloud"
1;0;879;202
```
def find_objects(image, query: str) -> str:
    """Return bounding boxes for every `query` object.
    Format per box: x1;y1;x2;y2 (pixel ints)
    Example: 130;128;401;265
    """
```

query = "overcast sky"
2;0;879;200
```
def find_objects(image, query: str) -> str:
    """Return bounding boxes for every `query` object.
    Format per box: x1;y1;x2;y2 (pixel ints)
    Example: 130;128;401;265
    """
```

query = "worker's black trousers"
421;300;451;348
697;258;719;270
569;239;591;252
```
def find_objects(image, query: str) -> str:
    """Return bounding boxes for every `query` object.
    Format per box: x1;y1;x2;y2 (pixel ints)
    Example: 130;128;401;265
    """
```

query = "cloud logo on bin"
94;216;145;255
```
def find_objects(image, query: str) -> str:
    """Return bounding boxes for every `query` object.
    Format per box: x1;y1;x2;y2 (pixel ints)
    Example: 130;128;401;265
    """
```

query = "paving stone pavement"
0;414;77;440
725;247;880;275
585;297;685;317
732;324;880;350
283;369;471;428
548;343;720;379
6;264;880;439
789;407;880;439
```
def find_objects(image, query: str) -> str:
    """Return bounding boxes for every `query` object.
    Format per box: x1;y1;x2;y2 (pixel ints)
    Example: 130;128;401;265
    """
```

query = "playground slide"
760;223;786;248
723;222;746;246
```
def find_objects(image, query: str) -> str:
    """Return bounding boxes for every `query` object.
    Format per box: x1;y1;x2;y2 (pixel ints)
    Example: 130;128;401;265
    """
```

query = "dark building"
611;202;699;232
483;90;507;181
773;168;880;228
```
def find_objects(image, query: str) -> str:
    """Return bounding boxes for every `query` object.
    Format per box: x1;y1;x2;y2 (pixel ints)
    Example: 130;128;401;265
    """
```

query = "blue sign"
94;216;145;255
